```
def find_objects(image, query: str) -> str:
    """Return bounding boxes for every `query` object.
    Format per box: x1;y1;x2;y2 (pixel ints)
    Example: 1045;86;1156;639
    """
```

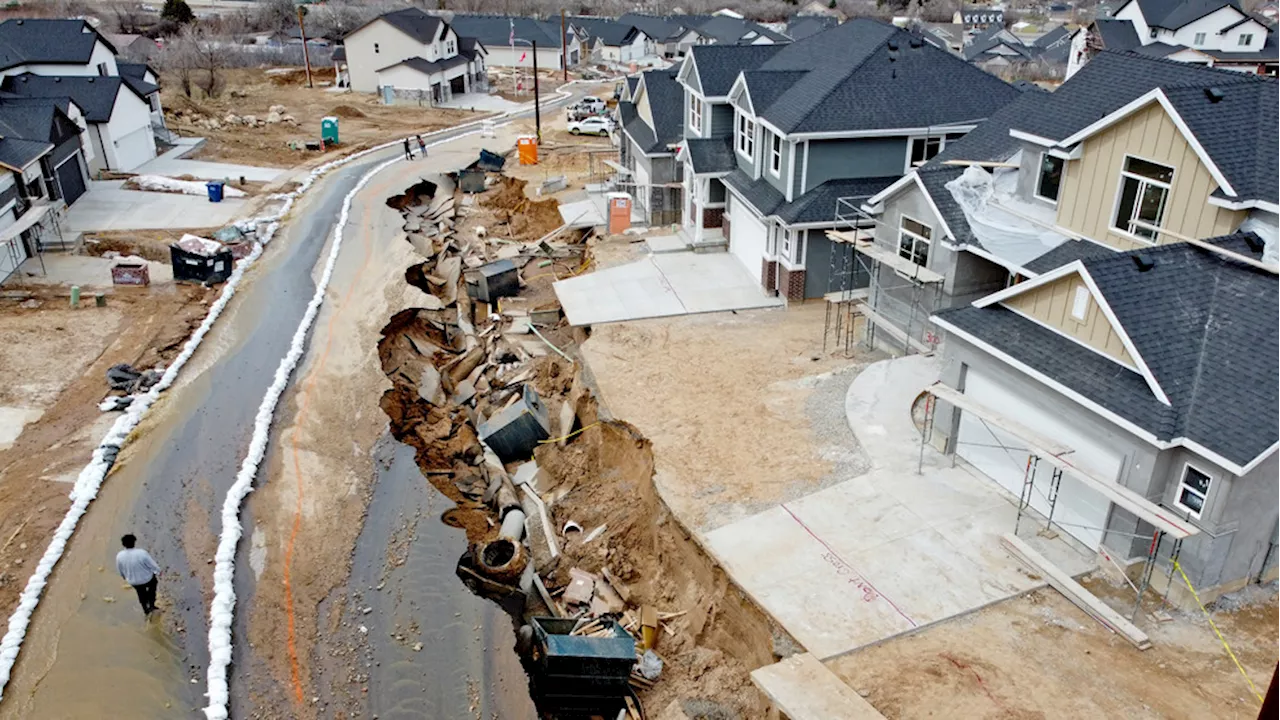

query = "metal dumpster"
528;617;636;714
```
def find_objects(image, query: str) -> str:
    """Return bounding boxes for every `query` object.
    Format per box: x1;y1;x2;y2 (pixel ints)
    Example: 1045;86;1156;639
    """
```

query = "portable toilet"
321;116;339;146
607;193;631;235
517;135;538;165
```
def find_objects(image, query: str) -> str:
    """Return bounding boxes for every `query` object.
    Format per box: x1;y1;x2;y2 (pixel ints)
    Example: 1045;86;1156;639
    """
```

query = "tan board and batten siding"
1056;102;1246;251
1003;274;1136;366
635;83;654;128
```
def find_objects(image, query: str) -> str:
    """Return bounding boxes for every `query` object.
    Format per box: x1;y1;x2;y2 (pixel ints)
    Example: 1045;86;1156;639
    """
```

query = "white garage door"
728;192;766;278
955;368;1120;550
113;126;156;171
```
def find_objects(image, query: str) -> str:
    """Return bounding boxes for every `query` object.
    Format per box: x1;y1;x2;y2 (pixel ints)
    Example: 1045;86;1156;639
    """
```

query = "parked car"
567;116;613;136
578;96;607;112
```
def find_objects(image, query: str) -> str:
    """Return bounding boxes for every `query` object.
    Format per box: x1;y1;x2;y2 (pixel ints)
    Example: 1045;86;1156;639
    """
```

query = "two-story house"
0;18;161;172
853;50;1278;605
344;9;488;102
675;19;1020;302
446;15;581;70
618;68;683;226
1068;0;1279;76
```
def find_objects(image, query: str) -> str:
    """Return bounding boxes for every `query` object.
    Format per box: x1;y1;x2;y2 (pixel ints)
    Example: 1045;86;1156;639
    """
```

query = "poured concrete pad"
65;180;249;232
751;653;886;720
553;251;783;325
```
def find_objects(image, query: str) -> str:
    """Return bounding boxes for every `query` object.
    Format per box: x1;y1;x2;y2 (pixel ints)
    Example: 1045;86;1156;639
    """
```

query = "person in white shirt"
116;534;161;616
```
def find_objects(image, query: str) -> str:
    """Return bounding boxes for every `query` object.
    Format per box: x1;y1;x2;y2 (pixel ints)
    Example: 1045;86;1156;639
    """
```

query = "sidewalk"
705;354;1094;659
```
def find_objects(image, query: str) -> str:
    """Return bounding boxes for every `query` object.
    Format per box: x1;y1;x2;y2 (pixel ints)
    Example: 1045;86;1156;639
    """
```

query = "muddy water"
318;437;537;719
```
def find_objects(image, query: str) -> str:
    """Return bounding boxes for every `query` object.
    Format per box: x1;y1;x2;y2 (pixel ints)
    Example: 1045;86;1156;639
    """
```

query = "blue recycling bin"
206;181;225;203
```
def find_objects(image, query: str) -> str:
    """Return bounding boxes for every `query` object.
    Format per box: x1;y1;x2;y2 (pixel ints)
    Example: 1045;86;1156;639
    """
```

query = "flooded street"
317;439;537;720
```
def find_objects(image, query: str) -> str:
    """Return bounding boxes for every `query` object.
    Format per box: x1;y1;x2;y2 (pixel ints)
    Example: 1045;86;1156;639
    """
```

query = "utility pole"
561;10;568;83
296;5;313;89
532;39;541;143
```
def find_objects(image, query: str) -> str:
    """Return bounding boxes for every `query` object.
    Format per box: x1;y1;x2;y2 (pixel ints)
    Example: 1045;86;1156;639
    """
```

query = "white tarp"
1239;210;1279;266
945;162;1068;270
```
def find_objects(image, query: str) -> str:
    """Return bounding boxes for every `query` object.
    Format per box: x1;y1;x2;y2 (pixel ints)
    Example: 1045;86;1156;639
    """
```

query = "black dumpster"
528;617;636;715
170;235;233;284
476;148;506;172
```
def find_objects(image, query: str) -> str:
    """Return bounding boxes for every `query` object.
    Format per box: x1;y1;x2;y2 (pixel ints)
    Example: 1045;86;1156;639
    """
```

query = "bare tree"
163;26;227;98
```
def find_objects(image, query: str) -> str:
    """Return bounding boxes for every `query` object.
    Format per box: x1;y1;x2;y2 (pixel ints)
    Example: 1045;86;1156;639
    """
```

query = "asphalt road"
0;89;581;719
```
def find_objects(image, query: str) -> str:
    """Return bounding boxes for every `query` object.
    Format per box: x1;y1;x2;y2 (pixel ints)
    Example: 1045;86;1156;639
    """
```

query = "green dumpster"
321;116;339;146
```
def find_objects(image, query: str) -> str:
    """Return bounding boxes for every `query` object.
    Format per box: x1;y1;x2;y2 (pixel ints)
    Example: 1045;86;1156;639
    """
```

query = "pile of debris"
169;104;298;131
379;172;694;717
481;176;565;241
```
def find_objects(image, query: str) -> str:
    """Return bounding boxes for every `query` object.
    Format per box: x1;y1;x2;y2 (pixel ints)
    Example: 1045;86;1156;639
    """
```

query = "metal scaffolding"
823;196;943;357
922;382;1199;620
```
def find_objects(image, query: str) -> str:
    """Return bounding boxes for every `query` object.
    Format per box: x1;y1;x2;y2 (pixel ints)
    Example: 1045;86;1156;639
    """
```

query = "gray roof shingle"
448;15;566;48
750;19;1020;134
379;55;471;76
1023;239;1119;273
621;68;683;155
0;19;109;72
369;8;442;44
938;238;1278;468
618;13;686;42
0;74;134;122
0;137;49;170
725;169;897;225
686;44;782;96
786;15;839;40
684;137;736;173
1091;18;1142;51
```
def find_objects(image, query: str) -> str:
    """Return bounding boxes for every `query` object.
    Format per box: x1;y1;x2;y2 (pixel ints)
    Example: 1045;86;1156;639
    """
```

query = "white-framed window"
447;39;456;54
780;226;793;259
1149;28;1158;38
1175;464;1212;517
688;94;702;134
1113;156;1174;242
908;136;943;170
769;132;782;176
736;112;755;159
1070;285;1089;321
1036;153;1065;203
1193;32;1206;45
96;62;109;77
898;215;932;266
1239;33;1254;46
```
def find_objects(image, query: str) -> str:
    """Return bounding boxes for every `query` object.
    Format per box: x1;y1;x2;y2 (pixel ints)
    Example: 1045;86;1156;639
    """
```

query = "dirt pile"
330;105;367;119
481;176;564;241
371;177;783;717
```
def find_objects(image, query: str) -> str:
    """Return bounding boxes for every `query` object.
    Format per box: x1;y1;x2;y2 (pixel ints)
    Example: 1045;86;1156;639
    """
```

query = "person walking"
116;534;161;616
416;134;427;159
402;137;413;160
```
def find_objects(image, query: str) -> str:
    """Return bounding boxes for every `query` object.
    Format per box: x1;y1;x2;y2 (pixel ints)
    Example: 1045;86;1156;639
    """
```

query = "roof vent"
1132;253;1156;272
887;39;899;51
1243;233;1265;252
909;36;923;49
1204;87;1224;103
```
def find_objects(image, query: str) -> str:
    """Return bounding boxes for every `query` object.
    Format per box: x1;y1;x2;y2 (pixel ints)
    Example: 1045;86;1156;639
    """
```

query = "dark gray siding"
761;130;791;196
0;175;19;210
710;103;734;138
804;137;907;190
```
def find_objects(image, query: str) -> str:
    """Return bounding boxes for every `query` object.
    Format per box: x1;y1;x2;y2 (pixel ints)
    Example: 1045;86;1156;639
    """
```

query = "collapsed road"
0;89;582;719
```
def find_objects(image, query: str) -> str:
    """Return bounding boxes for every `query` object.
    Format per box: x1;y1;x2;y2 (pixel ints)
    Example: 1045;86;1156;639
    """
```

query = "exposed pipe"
499;509;527;541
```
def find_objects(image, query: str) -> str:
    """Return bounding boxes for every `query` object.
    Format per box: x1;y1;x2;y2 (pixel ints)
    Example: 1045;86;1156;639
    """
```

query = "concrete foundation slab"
136;139;288;182
553;251;783;325
65;181;249;232
644;235;685;253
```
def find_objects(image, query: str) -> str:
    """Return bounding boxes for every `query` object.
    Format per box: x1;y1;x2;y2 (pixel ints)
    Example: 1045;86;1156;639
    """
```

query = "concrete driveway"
553;250;783;325
705;354;1095;660
134;138;289;183
64;180;249;232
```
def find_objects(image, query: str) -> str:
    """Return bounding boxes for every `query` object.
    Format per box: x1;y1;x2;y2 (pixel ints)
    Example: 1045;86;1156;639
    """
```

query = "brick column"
777;266;806;302
702;207;723;228
762;258;777;293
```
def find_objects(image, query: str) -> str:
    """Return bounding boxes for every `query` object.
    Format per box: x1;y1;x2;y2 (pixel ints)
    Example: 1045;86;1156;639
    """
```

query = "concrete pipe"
499;508;527;542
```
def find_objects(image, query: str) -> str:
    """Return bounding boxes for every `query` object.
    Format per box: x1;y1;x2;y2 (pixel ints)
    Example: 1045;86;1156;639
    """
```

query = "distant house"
956;6;1006;31
343;9;488;103
447;14;583;69
964;23;1073;71
795;0;843;18
785;14;840;41
619;14;700;58
620;13;792;58
618;68;684;225
571;18;651;63
104;33;159;62
917;22;966;53
1068;0;1279;76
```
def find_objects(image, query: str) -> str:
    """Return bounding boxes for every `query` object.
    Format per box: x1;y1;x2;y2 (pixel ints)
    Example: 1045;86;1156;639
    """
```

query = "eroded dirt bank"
372;173;788;717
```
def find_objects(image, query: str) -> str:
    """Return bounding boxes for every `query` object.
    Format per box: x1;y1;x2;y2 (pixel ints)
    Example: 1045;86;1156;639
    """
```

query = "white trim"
864;171;917;206
1111;153;1175;244
1009;128;1056;146
786;124;978;141
897;213;934;267
786;139;796;202
800;140;809;194
1058;88;1237;198
973;261;1170;404
687;92;703;138
991;304;1143;379
861;171;958;243
1173;461;1213;518
1047;146;1082;161
768;131;782;178
735;110;756;161
1208;195;1280;213
962;243;1034;277
727;73;754;115
905;135;945;173
1034;152;1064;204
942;315;1280;478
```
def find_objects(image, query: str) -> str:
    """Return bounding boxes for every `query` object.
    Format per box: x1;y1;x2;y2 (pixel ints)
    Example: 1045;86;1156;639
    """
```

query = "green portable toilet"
321;116;339;145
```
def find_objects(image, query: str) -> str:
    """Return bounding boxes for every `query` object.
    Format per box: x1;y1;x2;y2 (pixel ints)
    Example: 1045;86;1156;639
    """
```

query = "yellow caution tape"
1173;559;1264;704
539;421;600;445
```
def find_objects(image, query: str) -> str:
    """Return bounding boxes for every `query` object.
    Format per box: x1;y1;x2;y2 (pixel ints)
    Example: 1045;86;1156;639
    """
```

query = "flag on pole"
519;51;527;63
509;19;515;46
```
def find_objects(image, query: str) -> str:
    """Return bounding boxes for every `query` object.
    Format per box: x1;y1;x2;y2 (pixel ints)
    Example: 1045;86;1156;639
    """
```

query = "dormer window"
447;40;456;54
1193;32;1206;45
1113;156;1173;242
1239;33;1254;46
736;112;755;159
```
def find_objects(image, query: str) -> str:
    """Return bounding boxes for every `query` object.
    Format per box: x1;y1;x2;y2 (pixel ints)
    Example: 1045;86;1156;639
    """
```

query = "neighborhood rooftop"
0;18;115;71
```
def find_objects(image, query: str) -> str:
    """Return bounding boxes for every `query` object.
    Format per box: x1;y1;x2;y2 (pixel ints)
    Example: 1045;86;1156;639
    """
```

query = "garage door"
955;368;1120;550
113;126;156;171
728;192;766;278
55;154;87;206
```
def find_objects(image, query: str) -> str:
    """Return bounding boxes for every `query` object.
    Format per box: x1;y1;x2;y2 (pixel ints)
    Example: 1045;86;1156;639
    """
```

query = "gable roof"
723;168;897;226
1091;17;1143;51
377;54;471;76
621;68;684;156
742;19;1019;135
683;137;736;174
0;74;139;122
618;13;688;42
1034;25;1071;48
936;238;1278;471
684;44;782;96
590;22;644;47
1152;0;1243;29
690;14;790;44
0;18;114;72
786;15;840;40
448;14;570;48
349;8;442;44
